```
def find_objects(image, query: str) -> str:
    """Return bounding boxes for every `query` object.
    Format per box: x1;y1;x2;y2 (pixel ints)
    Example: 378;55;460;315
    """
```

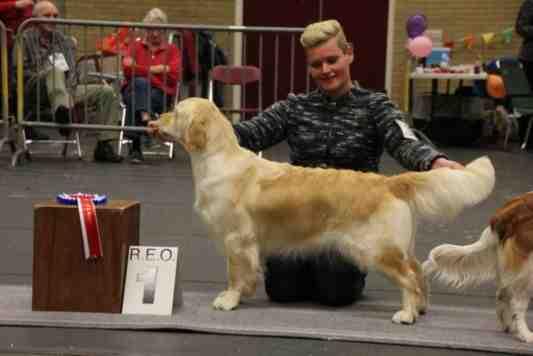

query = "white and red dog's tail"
422;226;498;288
390;156;495;223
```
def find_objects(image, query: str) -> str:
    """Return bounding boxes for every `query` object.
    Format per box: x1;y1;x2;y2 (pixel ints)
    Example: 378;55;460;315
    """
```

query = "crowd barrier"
9;18;305;166
0;21;10;154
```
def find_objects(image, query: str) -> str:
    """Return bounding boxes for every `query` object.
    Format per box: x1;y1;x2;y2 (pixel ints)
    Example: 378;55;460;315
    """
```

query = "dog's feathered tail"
389;156;495;222
422;226;498;288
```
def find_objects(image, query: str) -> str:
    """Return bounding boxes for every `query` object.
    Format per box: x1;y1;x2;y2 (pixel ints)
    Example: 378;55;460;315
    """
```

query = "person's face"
305;36;354;98
36;4;59;33
145;27;164;46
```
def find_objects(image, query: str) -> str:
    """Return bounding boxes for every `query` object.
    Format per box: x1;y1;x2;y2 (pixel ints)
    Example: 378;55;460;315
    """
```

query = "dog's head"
149;98;237;153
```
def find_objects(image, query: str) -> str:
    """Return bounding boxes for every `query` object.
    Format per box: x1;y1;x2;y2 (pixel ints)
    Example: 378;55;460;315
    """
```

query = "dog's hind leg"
408;257;429;315
212;232;260;311
496;270;513;333
508;286;533;342
375;247;422;324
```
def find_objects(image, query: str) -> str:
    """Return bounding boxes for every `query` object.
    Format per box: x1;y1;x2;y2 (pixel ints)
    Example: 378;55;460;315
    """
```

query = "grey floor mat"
0;285;531;355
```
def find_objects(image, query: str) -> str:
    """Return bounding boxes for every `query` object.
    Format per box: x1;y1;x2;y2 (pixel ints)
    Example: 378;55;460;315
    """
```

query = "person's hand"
70;36;78;48
15;0;33;9
431;157;464;170
147;121;158;135
150;64;167;74
122;57;134;67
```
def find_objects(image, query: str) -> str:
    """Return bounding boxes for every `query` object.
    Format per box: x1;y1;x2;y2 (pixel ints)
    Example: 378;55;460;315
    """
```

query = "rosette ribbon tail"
77;197;104;259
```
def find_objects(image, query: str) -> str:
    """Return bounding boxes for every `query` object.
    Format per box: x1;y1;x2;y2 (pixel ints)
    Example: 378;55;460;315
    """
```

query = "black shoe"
129;137;144;164
55;106;71;137
25;127;50;140
94;141;123;163
129;148;144;164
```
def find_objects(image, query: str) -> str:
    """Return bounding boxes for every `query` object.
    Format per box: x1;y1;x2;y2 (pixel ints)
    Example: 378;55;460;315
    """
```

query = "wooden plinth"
32;200;140;313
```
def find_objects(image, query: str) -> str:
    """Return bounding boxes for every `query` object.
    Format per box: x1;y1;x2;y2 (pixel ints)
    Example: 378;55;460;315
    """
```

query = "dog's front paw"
497;312;510;333
212;290;240;311
516;331;533;343
392;310;416;325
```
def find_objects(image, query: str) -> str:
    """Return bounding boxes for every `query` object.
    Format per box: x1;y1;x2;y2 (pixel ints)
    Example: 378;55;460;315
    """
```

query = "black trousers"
521;59;533;91
264;250;366;307
519;60;533;148
122;77;172;140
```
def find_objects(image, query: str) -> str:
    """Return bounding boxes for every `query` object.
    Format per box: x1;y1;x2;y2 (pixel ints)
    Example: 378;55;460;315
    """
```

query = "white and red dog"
150;98;495;325
424;192;533;342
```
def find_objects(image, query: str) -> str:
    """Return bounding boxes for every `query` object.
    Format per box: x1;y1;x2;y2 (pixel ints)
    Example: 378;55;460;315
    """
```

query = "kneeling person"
21;1;122;162
232;20;463;306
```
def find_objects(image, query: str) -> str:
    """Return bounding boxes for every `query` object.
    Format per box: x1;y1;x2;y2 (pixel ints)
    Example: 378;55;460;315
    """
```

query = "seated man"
20;1;122;162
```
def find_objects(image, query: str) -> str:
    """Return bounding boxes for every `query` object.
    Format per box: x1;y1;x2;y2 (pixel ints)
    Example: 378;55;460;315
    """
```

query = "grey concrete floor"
0;133;531;356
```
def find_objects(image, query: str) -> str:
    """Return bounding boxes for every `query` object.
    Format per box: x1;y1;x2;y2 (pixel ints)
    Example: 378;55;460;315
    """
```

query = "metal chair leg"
117;105;127;156
168;142;174;159
11;128;28;167
521;116;533;150
75;131;82;159
500;110;512;151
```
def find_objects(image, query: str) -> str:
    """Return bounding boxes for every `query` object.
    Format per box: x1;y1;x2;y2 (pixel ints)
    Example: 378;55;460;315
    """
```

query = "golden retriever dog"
423;192;533;342
149;97;495;325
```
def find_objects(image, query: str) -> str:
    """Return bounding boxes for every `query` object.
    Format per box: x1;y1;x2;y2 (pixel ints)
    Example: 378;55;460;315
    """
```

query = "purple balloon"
406;14;427;39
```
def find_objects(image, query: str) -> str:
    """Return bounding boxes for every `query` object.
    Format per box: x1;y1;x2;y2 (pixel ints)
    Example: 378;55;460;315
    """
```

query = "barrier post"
0;21;11;154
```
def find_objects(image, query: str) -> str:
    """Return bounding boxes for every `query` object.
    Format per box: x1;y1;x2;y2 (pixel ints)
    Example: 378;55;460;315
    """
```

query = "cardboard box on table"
32;200;140;313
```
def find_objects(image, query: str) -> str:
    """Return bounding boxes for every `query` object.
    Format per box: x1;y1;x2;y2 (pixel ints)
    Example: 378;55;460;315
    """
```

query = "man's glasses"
41;13;59;18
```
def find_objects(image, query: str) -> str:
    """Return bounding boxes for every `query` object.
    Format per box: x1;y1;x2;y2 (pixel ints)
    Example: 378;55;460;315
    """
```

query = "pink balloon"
408;36;432;58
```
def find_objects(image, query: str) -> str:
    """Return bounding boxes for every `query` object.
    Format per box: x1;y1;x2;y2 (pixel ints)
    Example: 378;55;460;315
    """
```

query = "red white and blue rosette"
57;193;107;260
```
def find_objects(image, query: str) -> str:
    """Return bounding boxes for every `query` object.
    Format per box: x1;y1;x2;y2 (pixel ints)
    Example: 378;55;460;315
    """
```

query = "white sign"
48;52;69;72
122;246;181;315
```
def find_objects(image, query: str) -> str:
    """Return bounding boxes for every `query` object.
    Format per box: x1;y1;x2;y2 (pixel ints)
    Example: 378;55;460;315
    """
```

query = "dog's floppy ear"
490;198;520;240
490;193;533;246
184;115;207;152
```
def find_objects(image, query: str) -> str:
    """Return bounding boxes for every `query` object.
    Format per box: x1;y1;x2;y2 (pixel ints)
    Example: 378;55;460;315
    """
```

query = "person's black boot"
94;140;123;163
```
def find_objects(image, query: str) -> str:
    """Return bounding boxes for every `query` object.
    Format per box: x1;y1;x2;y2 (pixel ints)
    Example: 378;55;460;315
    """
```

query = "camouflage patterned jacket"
234;84;446;173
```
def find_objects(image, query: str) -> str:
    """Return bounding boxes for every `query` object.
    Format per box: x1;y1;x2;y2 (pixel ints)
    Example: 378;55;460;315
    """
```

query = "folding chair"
208;65;262;122
208;65;262;156
77;52;174;159
18;54;104;161
22;107;82;160
495;58;533;150
117;94;177;159
111;31;178;159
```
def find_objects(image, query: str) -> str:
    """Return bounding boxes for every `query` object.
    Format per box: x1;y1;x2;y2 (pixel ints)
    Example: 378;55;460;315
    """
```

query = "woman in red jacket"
122;7;181;163
0;0;33;50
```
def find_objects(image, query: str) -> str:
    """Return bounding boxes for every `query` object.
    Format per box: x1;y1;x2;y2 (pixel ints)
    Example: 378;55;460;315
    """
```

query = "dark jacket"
234;84;445;173
517;0;533;61
21;26;77;91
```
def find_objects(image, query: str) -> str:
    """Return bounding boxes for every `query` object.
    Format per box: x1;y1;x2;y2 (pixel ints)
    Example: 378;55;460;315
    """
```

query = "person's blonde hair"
300;19;349;51
143;8;168;24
